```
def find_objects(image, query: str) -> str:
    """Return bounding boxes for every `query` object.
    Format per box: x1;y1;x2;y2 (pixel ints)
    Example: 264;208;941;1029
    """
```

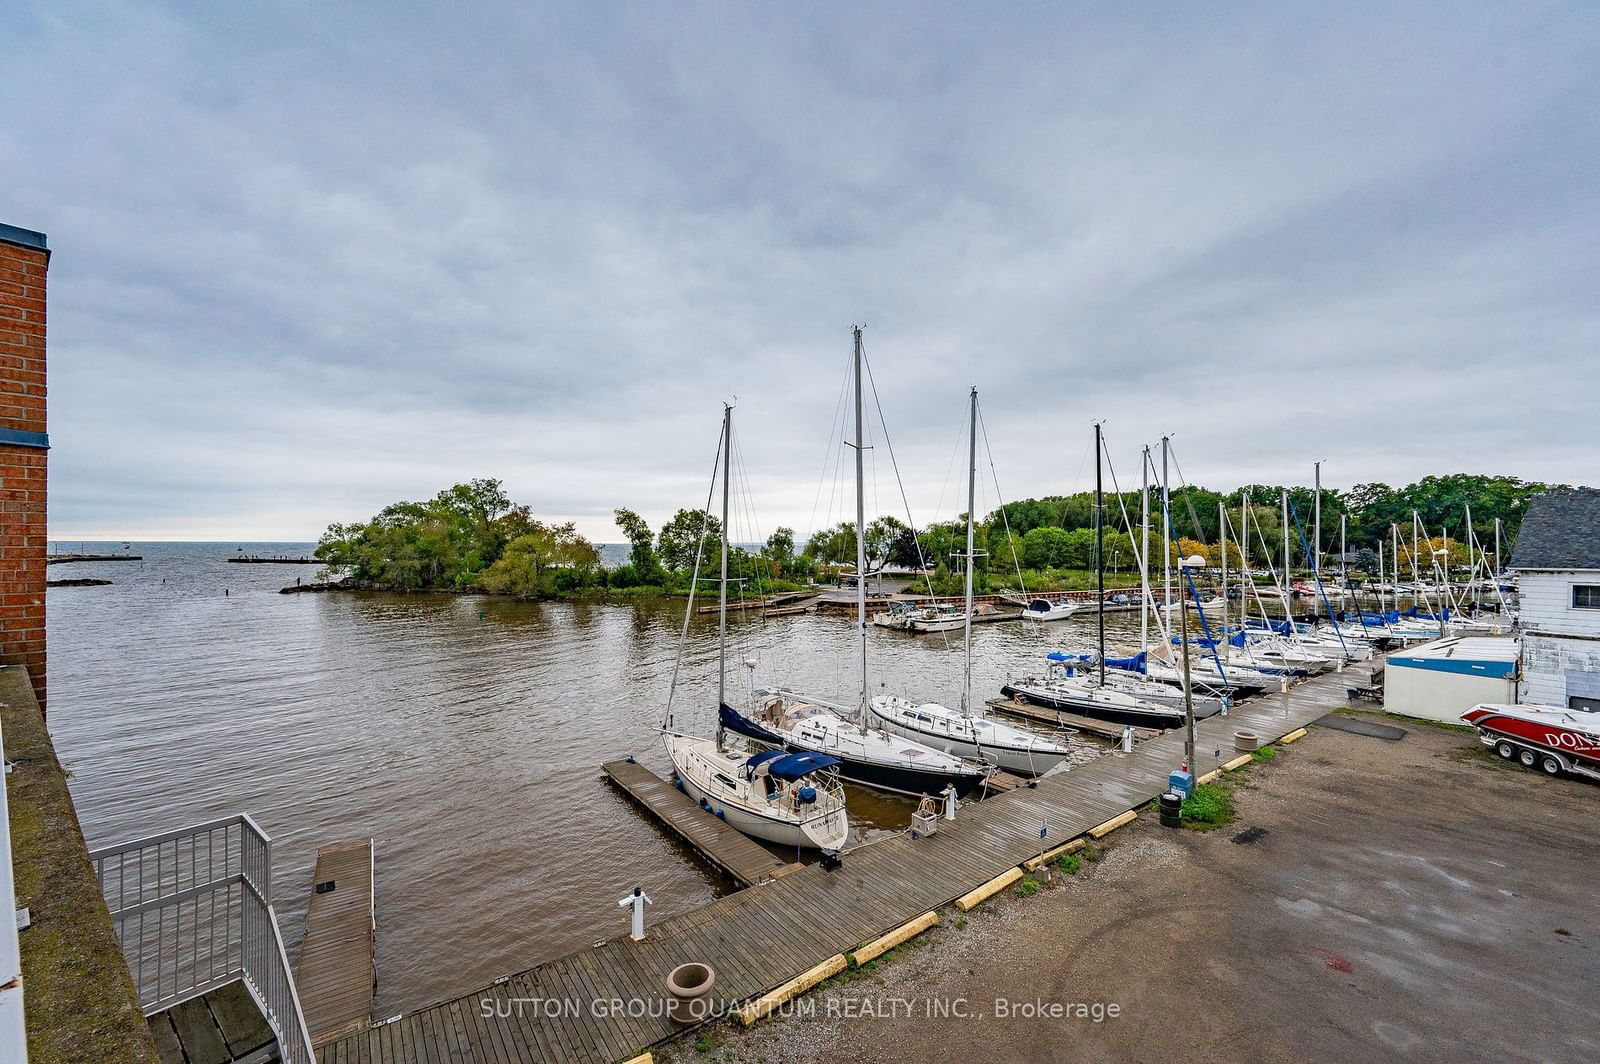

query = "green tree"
612;508;662;583
657;508;723;574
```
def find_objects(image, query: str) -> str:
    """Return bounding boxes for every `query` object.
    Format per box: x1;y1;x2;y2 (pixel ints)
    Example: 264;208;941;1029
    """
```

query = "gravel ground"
659;717;1599;1064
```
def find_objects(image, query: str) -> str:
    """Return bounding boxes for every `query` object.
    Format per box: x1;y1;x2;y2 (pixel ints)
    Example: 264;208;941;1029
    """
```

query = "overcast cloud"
3;2;1596;541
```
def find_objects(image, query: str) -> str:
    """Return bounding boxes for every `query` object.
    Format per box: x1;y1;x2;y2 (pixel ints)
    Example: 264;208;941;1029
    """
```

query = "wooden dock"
603;759;803;886
984;697;1161;742
295;839;376;1049
46;553;141;564
323;668;1358;1064
227;555;321;564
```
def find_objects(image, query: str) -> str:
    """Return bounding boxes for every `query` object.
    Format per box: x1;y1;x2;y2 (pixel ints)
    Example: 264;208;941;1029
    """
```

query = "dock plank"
297;839;377;1049
328;666;1358;1063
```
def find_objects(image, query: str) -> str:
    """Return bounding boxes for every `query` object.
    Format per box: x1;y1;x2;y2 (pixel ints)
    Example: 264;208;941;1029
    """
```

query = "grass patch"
1056;853;1081;875
1015;877;1040;898
1081;840;1104;862
1337;706;1470;733
954;915;967;930
694;1033;714;1053
1180;783;1237;830
1251;745;1277;763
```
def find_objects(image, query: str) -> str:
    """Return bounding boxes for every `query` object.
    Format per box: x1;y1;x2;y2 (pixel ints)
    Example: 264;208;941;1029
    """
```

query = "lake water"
47;542;1159;1016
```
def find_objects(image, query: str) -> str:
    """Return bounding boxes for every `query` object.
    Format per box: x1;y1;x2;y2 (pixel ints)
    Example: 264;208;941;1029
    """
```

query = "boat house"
1509;488;1600;710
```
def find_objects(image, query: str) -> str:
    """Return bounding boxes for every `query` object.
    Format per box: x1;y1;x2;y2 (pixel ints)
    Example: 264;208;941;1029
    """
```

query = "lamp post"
1179;553;1206;779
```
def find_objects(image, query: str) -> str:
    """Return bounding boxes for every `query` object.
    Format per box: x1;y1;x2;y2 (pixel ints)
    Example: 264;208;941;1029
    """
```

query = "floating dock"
295;839;376;1049
985;697;1162;742
603;759;803;886
326;668;1357;1064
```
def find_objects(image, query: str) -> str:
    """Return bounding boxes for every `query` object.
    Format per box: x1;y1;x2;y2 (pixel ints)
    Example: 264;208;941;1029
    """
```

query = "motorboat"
1462;703;1600;782
908;603;967;632
668;736;851;849
1022;597;1084;622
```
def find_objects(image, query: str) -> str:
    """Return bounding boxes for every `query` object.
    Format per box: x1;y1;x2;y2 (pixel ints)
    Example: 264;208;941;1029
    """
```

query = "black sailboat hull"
999;684;1186;727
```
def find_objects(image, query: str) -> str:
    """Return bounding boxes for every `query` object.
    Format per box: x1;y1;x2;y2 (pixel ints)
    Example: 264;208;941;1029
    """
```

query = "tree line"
314;473;1566;597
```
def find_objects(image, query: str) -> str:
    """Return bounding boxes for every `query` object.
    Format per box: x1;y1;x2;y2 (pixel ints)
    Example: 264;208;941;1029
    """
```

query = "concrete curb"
848;911;940;967
955;867;1024;911
1022;837;1085;872
735;954;847;1026
1088;809;1137;838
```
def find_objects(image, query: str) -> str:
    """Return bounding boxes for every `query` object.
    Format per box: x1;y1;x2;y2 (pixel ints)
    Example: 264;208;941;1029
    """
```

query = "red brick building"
0;222;48;712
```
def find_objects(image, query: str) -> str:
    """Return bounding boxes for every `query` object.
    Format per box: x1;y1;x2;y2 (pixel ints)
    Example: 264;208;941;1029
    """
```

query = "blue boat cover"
745;749;785;768
719;703;786;745
1046;651;1093;663
1105;651;1147;672
767;752;840;780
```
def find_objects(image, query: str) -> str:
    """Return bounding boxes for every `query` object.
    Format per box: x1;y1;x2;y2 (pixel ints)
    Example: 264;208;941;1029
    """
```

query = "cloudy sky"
4;2;1596;542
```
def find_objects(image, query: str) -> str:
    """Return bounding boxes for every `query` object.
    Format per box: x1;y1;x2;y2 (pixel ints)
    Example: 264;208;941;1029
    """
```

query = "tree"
764;527;795;566
612;508;662;582
1022;526;1071;569
478;522;601;596
657;508;723;574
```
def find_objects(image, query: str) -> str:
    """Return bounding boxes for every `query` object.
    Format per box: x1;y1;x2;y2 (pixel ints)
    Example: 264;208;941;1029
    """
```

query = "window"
1574;585;1600;610
1570;696;1600;713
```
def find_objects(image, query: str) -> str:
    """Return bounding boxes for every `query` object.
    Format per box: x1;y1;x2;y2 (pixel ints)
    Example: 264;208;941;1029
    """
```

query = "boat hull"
999;682;1185;727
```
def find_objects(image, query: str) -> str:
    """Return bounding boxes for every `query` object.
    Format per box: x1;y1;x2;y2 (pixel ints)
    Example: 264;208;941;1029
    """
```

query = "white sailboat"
718;329;994;797
663;403;850;851
869;387;1074;777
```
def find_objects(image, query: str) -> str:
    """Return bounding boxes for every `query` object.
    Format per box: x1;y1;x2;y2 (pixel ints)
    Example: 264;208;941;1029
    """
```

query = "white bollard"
618;887;652;942
943;783;958;821
1120;727;1134;753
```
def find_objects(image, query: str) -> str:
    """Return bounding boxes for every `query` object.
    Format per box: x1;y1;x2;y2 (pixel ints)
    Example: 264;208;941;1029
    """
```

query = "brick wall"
0;223;49;711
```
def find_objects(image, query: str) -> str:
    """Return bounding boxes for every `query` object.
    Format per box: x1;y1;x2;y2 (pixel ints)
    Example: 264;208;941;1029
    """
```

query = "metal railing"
0;721;29;1063
90;814;315;1064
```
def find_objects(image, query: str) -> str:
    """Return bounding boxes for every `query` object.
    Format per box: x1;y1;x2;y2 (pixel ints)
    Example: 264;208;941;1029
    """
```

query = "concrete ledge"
620;1054;653;1064
735;954;847;1026
849;911;938;967
1221;754;1253;772
1196;768;1222;785
954;867;1024;912
1281;727;1309;744
0;666;158;1064
1088;809;1137;838
1023;837;1085;872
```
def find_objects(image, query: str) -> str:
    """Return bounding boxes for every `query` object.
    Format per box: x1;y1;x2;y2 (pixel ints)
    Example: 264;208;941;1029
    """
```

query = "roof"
1509;488;1600;571
0;222;47;252
1388;636;1518;678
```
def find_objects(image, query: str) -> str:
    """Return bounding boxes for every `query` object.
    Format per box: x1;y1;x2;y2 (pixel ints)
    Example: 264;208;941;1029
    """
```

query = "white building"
1383;637;1518;724
1509;488;1600;710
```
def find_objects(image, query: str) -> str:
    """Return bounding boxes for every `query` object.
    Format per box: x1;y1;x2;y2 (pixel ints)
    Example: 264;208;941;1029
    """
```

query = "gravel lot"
661;716;1599;1064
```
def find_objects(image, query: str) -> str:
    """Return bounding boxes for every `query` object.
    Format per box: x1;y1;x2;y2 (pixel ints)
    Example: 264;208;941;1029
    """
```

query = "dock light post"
619;887;652;942
1178;554;1206;782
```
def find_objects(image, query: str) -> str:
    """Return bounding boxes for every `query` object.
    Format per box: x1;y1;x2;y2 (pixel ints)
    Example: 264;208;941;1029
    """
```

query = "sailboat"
868;387;1075;777
1001;427;1209;726
719;329;994;797
663;404;850;850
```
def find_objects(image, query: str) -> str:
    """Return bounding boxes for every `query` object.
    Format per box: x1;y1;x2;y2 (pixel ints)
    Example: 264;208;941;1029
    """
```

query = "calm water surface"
49;543;1152;1015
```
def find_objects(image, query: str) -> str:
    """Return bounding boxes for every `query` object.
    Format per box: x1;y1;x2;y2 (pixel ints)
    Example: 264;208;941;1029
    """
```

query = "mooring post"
1120;726;1134;753
618;887;652;942
943;783;958;821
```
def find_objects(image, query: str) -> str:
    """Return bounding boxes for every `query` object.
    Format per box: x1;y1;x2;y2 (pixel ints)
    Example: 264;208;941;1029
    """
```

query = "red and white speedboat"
1461;703;1600;781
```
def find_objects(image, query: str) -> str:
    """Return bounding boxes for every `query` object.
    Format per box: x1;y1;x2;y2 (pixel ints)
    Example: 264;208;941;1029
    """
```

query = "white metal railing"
90;814;314;1064
1;721;28;1062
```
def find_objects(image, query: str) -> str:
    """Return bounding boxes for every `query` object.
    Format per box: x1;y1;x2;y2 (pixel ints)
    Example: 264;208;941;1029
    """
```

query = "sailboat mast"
1240;486;1250;622
1341;514;1348;589
1139;448;1150;654
1281;487;1292;619
1219;499;1228;632
717;402;732;743
852;327;869;724
1494;518;1502;580
1095;422;1105;684
962;386;977;715
1160;436;1171;609
1313;461;1321;579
